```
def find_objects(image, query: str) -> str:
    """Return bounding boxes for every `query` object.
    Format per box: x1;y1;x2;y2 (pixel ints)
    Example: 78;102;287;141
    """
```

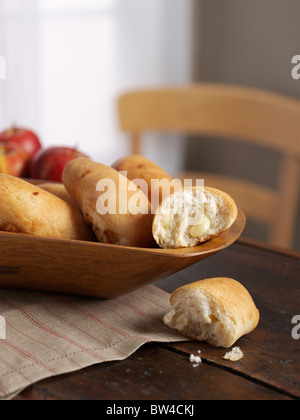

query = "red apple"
30;146;88;182
0;143;30;177
0;126;42;158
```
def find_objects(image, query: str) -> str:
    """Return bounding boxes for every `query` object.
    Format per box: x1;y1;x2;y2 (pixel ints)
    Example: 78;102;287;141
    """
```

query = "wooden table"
14;239;300;401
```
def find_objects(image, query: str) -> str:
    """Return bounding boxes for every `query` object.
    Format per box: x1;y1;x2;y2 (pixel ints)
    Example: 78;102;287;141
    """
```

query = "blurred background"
0;0;299;250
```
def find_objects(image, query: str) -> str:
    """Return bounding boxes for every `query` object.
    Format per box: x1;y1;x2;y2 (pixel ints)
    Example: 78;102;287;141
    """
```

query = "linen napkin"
0;285;187;400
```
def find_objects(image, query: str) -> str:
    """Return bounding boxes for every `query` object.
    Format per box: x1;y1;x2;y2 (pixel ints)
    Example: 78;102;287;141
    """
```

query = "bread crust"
63;157;155;248
39;183;76;207
0;174;95;241
112;155;181;209
153;186;238;249
164;278;260;348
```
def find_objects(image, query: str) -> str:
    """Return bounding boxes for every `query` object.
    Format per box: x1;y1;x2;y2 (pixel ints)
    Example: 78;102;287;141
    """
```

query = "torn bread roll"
112;155;181;210
153;186;238;249
0;174;95;241
39;183;77;207
164;278;260;348
63;157;155;248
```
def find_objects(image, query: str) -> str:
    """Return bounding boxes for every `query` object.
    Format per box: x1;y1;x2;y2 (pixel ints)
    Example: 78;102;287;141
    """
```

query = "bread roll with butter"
164;278;260;348
63;157;155;248
0;174;95;241
112;155;181;210
153;186;238;249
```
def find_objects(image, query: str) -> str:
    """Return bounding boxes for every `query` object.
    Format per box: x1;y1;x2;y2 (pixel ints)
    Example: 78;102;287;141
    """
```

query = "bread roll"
112;155;181;210
63;157;155;248
39;183;76;207
164;278;260;348
153;186;238;249
0;174;95;241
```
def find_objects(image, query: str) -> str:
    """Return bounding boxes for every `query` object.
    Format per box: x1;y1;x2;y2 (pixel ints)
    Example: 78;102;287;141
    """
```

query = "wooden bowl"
0;209;246;299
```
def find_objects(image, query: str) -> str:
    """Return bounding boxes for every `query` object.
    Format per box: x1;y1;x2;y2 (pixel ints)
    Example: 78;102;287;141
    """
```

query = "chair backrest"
118;84;300;249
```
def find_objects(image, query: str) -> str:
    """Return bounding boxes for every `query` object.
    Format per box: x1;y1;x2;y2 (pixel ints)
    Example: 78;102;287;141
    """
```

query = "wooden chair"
118;84;300;249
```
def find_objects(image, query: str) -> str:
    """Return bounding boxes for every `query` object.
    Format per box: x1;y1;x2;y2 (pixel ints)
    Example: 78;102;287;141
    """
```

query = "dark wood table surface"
13;238;300;401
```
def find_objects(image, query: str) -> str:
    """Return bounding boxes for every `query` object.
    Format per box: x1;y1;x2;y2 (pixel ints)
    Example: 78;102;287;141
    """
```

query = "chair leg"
270;155;300;249
131;133;142;155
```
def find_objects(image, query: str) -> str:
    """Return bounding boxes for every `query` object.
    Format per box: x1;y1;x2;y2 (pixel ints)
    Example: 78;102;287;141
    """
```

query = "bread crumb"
223;347;244;362
190;353;202;367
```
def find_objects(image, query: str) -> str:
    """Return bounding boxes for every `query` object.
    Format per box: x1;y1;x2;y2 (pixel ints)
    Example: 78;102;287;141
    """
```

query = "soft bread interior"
153;187;238;249
164;289;236;348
